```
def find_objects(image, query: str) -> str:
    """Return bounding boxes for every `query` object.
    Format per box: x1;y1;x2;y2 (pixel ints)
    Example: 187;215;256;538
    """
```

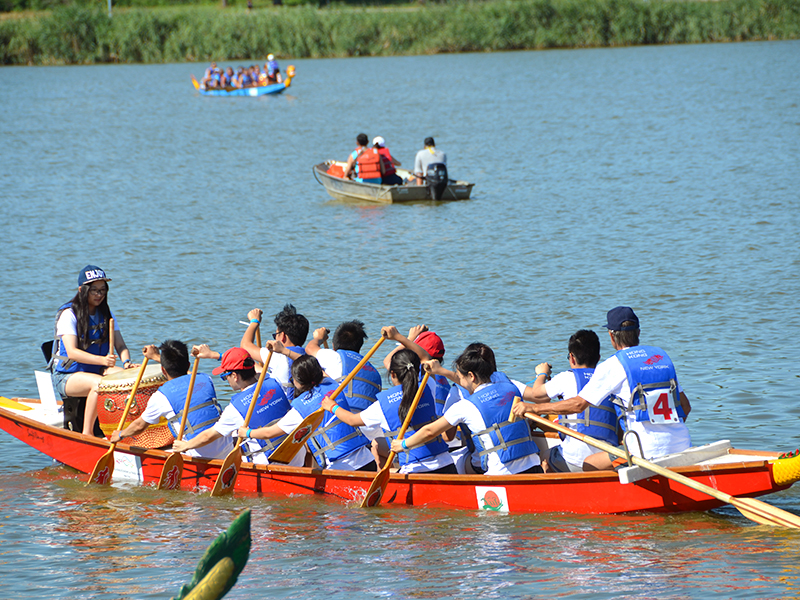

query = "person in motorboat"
109;341;232;459
512;306;692;469
342;133;385;184
238;354;377;471
171;346;303;465
372;136;403;185
321;344;457;475
240;304;309;399
50;265;137;437
523;329;620;473
412;136;447;183
304;321;382;413
391;344;543;475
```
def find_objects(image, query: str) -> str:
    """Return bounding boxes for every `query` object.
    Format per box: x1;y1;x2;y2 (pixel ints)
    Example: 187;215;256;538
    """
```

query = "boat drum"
96;364;173;448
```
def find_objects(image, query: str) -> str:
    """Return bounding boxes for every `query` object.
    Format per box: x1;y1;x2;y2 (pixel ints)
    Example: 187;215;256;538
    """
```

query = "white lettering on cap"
85;269;104;280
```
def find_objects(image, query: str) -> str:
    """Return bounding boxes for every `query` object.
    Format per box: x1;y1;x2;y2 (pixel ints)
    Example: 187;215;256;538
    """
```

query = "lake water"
1;40;799;599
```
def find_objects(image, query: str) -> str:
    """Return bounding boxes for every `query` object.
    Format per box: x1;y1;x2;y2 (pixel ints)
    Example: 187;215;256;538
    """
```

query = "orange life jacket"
356;148;382;180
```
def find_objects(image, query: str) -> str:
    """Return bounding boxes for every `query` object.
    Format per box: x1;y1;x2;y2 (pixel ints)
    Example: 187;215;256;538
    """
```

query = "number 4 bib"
644;389;680;424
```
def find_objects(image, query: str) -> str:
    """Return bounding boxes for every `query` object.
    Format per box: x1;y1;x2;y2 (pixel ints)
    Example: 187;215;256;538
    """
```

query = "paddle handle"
175;357;200;442
326;335;386;406
236;350;273;450
108;318;115;360
383;371;430;469
508;396;521;423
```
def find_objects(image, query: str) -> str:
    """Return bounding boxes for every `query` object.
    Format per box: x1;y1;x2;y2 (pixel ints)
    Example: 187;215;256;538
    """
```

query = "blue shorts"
51;370;72;398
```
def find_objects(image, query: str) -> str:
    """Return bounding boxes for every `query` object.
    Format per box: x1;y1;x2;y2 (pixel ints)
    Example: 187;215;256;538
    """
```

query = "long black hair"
453;343;495;385
66;284;112;351
291;354;325;396
391;349;421;423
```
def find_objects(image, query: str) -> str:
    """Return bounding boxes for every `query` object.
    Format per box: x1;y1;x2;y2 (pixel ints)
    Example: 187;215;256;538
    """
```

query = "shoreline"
1;0;799;65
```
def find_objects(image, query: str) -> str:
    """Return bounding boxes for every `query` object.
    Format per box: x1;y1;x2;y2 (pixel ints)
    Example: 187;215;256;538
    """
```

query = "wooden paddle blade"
210;446;242;497
191;74;200;90
360;463;392;508
157;452;184;491
269;408;325;465
731;497;800;529
88;449;115;485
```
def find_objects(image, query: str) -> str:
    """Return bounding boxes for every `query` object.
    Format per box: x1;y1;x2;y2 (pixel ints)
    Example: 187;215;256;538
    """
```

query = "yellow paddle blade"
191;74;200;90
269;408;325;465
0;397;33;411
361;461;392;508
731;497;800;529
210;447;242;497
157;452;184;491
183;557;236;600
88;449;115;485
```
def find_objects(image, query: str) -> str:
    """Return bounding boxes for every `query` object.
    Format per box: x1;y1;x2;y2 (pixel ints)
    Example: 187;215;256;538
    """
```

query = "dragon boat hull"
2;403;798;515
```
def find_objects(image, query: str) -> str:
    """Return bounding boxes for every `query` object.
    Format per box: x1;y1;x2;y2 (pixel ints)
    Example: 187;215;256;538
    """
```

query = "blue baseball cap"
78;265;111;286
604;306;639;331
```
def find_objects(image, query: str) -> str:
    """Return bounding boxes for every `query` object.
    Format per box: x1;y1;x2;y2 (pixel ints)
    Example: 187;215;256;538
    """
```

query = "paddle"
255;327;263;369
268;334;387;465
523;412;800;529
87;357;149;486
209;351;273;497
362;371;430;508
108;318;115;365
191;74;201;90
157;356;201;490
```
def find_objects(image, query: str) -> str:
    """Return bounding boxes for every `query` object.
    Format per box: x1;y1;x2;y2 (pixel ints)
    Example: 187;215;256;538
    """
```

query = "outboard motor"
426;163;448;200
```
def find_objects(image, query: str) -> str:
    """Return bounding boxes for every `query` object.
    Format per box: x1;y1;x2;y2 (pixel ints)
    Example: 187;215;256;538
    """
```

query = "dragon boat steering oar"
524;412;800;529
87;357;149;485
269;334;387;465
362;371;430;508
157;355;201;490
210;351;273;497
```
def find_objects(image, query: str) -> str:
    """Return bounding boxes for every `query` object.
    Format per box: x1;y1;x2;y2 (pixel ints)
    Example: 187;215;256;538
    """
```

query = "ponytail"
391;349;421;423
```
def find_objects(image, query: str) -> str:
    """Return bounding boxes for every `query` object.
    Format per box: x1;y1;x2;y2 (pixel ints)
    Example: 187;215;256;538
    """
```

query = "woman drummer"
50;265;136;436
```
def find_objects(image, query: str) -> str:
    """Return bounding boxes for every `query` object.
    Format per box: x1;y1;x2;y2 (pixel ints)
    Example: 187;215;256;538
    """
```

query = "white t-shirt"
213;384;305;468
359;401;453;474
313;348;345;379
259;347;293;393
544;371;600;467
276;408;373;471
141;389;232;460
442;384;540;476
579;354;691;459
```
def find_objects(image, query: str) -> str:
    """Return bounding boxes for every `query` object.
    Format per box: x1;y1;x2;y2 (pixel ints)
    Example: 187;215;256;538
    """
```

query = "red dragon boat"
2;399;799;515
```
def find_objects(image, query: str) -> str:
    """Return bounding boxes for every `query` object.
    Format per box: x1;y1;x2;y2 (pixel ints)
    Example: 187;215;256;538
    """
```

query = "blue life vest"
230;378;291;460
52;302;110;374
614;345;685;424
336;349;381;411
556;368;618;445
378;384;447;468
162;373;221;441
292;378;370;464
466;380;538;470
430;374;451;417
267;59;279;75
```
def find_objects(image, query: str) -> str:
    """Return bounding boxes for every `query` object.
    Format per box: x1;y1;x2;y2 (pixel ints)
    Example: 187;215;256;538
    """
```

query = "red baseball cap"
415;331;445;360
212;347;252;375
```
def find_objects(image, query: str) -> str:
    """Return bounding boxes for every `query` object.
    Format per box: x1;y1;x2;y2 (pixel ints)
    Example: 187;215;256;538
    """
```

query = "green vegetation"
1;0;798;65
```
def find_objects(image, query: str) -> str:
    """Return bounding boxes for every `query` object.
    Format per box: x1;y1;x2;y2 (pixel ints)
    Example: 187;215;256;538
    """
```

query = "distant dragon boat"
191;66;295;97
2;397;799;516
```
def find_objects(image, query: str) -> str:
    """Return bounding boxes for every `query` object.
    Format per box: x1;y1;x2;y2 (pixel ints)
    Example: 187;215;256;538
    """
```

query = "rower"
240;304;308;399
512;306;692;469
238;354;377;471
110;341;231;459
522;330;619;473
172;346;301;466
391;344;542;475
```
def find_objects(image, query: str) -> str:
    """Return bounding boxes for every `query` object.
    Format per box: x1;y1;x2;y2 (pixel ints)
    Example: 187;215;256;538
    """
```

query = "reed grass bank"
1;0;798;65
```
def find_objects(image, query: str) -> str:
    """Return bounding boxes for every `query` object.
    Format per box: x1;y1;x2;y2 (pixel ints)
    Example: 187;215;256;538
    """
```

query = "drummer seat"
41;339;102;436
